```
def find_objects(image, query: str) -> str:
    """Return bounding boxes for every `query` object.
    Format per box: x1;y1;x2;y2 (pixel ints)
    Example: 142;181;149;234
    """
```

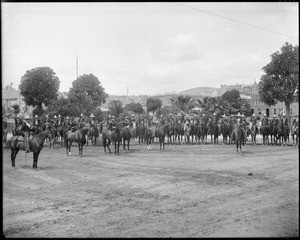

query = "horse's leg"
11;148;20;168
107;140;111;154
32;150;40;169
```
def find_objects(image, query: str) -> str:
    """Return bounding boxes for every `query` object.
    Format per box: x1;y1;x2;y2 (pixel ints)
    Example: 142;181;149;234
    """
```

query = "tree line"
3;42;298;123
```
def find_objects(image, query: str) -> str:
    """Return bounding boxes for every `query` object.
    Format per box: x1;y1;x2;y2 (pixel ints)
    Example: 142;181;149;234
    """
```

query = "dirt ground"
2;136;299;238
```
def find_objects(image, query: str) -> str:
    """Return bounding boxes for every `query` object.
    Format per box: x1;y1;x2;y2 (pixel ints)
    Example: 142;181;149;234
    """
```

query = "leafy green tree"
19;67;60;110
146;97;162;113
170;95;195;113
123;102;144;115
108;100;123;117
68;73;108;115
258;42;299;123
45;98;78;117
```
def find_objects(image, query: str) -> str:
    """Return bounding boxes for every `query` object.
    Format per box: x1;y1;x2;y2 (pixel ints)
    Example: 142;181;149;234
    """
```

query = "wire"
173;2;298;39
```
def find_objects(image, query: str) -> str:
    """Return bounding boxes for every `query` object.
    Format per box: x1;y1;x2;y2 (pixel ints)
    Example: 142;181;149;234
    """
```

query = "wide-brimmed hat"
90;113;95;118
236;112;242;118
66;116;70;119
46;115;49;118
24;115;31;120
34;114;39;119
53;115;57;119
222;114;226;118
213;113;216;116
58;114;61;118
283;113;286;117
202;114;205;117
252;113;255;116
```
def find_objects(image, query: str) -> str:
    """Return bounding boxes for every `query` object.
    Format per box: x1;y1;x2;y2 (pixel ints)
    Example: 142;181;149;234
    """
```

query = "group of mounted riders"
6;109;299;152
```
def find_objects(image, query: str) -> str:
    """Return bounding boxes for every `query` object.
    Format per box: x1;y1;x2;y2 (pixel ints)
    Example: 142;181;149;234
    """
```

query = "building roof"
2;89;21;100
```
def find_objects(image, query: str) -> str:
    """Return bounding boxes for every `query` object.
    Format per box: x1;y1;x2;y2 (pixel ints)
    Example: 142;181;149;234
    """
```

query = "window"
258;108;261;115
274;108;276;116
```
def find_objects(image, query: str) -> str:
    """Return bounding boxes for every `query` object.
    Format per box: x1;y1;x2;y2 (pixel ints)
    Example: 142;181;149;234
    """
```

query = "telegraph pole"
127;86;129;105
76;54;78;79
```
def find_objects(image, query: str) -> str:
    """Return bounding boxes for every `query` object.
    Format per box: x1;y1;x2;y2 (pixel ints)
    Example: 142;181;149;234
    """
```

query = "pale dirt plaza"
2;138;299;238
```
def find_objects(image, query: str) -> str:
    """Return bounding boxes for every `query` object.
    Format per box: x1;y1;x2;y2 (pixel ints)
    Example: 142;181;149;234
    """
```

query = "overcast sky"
2;2;299;96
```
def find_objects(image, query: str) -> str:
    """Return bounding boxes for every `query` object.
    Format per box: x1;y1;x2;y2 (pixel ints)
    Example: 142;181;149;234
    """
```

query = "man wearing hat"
262;113;269;128
23;115;34;153
281;113;288;126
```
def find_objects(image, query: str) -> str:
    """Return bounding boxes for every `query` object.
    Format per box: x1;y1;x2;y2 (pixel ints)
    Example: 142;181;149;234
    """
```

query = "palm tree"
169;95;195;114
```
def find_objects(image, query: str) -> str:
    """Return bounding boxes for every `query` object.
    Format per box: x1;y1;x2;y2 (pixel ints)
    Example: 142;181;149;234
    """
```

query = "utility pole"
76;54;78;79
127;86;129;105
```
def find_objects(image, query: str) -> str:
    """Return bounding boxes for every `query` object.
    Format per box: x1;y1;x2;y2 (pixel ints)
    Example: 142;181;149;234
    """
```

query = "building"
221;81;298;119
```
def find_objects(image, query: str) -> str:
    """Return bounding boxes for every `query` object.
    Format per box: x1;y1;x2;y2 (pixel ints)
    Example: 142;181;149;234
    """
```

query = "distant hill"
177;87;221;96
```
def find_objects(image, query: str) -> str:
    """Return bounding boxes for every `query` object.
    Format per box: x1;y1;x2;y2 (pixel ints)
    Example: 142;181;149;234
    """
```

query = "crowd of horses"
4;116;299;170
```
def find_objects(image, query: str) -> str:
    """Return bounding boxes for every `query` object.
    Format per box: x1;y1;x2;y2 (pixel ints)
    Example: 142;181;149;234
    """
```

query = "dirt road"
2;140;299;237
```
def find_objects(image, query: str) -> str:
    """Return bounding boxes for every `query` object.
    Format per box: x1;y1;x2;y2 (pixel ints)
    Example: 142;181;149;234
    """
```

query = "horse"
144;125;155;150
268;120;278;145
86;125;99;146
3;120;8;143
183;122;191;145
261;120;269;145
111;124;122;155
277;122;289;146
208;120;219;144
166;121;176;145
155;123;170;151
64;127;90;156
121;126;132;152
175;122;184;145
231;124;247;154
220;121;229;145
10;129;54;169
249;121;259;145
199;121;208;145
190;122;199;145
291;122;299;146
136;122;146;144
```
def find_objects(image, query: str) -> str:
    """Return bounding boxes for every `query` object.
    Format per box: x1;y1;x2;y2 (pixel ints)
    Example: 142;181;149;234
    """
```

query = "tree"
19;67;60;110
221;89;251;115
12;104;20;115
258;42;299;123
45;98;78;117
68;73;108;115
146;97;162;114
108;100;123;117
123;102;144;115
170;95;195;113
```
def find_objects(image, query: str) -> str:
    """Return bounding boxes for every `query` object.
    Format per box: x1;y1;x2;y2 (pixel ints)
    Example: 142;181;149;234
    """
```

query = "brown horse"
121;126;132;152
231;124;247;154
10;129;53;169
64;127;90;156
155;123;170;151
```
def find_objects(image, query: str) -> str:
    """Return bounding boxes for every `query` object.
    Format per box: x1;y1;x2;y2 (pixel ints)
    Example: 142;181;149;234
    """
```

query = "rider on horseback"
23;115;33;153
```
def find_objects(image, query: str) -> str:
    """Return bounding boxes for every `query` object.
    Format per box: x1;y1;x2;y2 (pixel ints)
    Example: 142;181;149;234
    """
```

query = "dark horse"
249;121;259;145
86;125;99;146
144;125;156;150
10;129;53;169
64;127;90;156
121;126;132;152
208;120;219;144
231;124;247;154
155;123;170;151
220;121;229;145
102;124;122;154
111;124;122;154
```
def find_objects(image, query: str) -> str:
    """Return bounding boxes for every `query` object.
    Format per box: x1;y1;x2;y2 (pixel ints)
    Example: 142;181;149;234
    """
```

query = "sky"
2;2;299;96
